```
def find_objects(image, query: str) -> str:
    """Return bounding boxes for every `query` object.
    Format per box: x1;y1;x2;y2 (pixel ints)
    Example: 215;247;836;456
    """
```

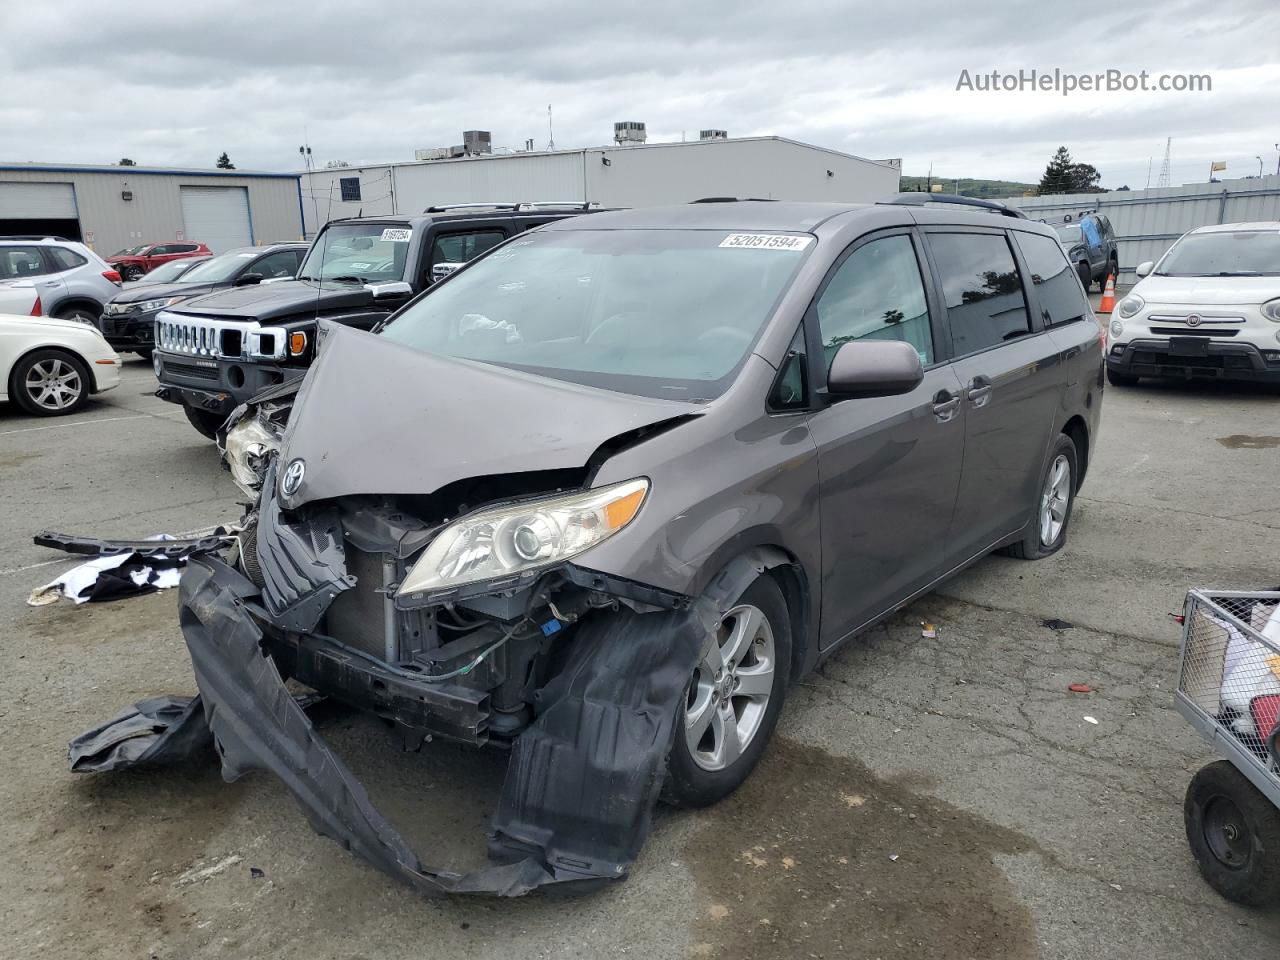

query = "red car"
106;242;212;281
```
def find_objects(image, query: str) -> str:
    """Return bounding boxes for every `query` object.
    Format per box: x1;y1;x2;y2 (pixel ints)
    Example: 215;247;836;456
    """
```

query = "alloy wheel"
24;358;83;411
1039;453;1071;546
684;603;776;772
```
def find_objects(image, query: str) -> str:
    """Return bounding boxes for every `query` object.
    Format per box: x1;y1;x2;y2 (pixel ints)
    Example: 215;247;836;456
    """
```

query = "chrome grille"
154;310;288;361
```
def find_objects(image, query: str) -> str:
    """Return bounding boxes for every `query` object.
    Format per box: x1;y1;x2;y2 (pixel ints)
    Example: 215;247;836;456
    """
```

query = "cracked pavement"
1;344;1278;959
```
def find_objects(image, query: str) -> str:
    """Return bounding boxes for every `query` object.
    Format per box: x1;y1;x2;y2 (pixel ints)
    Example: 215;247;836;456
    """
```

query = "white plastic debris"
1083;716;1099;725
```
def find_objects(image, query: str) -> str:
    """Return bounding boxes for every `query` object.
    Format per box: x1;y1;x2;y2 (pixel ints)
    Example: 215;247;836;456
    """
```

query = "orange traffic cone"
1097;273;1117;314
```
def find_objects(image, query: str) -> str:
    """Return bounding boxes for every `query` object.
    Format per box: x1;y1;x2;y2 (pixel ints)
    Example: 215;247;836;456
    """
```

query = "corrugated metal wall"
999;174;1280;280
0;166;303;256
299;138;901;236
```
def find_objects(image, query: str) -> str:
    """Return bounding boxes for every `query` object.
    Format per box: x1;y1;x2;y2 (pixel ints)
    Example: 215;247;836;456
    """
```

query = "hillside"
898;176;1037;199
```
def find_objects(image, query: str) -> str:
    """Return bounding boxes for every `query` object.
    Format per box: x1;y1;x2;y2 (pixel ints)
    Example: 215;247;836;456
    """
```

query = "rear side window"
431;230;507;265
928;233;1031;356
1015;232;1089;328
50;246;89;271
815;234;933;369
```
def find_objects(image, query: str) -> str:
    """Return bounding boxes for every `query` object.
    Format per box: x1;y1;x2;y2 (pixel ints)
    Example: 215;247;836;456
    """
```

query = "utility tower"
1156;137;1172;188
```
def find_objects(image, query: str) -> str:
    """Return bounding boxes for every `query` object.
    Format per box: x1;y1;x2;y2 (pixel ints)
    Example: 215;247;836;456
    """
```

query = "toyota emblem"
281;459;306;496
1185;314;1203;327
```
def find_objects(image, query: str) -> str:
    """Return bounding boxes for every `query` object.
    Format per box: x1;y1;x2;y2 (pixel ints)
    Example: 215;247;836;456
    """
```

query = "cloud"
1;0;1275;189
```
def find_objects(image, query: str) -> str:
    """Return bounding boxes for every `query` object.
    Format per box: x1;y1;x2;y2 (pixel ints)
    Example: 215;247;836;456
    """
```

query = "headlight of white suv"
223;416;280;498
1115;294;1144;319
1262;298;1280;322
137;296;190;312
397;478;649;596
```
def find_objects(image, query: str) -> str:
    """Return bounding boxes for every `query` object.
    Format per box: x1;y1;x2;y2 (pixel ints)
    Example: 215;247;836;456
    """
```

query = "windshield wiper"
326;275;367;284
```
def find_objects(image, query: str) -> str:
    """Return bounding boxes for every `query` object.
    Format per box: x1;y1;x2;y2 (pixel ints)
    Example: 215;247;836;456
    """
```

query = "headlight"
137;296;189;312
223;416;280;498
397;478;649;596
1262;298;1280;322
1109;319;1124;338
1115;295;1144;319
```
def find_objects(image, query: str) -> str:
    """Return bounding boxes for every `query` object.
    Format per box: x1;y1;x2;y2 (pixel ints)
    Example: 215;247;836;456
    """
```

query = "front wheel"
123;265;145;281
662;574;790;808
1003;433;1078;560
53;304;99;325
11;349;91;416
182;404;225;440
1185;761;1280;905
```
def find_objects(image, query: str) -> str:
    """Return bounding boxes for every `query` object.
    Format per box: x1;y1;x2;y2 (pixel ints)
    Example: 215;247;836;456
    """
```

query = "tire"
10;349;91;417
1100;258;1118;291
123;265;145;281
1003;433;1078;560
1184;760;1280;906
1077;261;1091;290
662;574;791;808
1107;368;1139;387
183;404;225;440
52;303;100;325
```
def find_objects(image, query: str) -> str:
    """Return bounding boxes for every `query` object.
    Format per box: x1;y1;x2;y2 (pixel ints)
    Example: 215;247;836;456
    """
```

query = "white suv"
0;237;122;324
1105;222;1280;386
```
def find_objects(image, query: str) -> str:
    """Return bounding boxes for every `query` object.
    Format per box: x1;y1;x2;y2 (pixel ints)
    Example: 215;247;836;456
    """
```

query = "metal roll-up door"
0;181;79;218
180;185;252;253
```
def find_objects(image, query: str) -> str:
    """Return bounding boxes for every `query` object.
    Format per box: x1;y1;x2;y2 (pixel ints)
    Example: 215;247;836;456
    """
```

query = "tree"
216;152;235;170
1038;146;1103;195
118;158;137;166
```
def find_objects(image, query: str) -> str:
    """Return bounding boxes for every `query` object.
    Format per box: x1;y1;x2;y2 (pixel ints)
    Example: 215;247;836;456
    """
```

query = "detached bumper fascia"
1107;337;1280;382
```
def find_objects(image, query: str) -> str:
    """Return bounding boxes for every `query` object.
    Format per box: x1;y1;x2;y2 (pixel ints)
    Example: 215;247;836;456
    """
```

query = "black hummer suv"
154;203;602;438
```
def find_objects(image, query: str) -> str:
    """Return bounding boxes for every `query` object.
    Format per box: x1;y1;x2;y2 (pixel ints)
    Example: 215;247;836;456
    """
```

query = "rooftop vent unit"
613;121;647;145
463;130;492;155
699;129;728;141
414;147;450;161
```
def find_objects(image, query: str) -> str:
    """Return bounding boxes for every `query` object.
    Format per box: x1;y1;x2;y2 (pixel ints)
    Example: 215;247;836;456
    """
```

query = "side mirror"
235;273;264;286
1135;261;1154;278
365;280;413;299
432;262;464;283
826;340;924;399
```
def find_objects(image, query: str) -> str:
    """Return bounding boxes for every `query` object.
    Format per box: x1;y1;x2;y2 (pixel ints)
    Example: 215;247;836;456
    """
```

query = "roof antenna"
547;104;555;152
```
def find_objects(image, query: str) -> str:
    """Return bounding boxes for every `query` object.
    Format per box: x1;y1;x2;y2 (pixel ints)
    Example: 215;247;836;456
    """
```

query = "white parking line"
0;414;154;437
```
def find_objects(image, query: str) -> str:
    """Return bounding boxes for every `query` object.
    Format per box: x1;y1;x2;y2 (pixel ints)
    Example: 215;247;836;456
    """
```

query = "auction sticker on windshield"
719;233;813;251
380;228;413;242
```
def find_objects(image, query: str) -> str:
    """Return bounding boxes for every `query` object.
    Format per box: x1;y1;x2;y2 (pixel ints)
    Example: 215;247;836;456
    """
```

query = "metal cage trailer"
1176;589;1280;904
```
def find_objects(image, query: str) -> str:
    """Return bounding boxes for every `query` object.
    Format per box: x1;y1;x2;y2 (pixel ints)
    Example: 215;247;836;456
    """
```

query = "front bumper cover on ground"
70;551;764;897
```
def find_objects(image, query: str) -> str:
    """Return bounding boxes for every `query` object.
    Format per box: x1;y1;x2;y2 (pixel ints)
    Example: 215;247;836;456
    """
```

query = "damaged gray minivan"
82;196;1104;896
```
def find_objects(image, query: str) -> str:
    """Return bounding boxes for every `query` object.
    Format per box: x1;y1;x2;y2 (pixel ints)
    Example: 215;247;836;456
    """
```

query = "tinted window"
50;246;88;271
0;246;52;279
252;249;301;279
1015;231;1089;328
769;325;808;410
431;230;507;265
929;233;1031;355
815;234;933;368
150;245;173;255
339;177;361;202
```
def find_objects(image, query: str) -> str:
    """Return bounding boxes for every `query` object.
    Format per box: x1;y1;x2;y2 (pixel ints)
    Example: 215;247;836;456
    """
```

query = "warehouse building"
0;163;304;256
299;132;901;237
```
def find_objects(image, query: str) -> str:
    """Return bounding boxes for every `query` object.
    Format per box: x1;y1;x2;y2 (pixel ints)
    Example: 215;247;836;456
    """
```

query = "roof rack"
690;197;778;203
884;193;1027;219
423;202;517;213
0;234;73;241
513;201;599;211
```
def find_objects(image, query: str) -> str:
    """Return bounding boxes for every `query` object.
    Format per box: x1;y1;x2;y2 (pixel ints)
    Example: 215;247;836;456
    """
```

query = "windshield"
1156;231;1280;276
180;249;259;283
113;245;147;256
139;257;207;284
379;228;811;400
1054;224;1082;243
297;223;412;283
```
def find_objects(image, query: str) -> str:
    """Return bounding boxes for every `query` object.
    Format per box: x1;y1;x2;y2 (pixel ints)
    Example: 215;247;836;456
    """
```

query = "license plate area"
1169;337;1209;357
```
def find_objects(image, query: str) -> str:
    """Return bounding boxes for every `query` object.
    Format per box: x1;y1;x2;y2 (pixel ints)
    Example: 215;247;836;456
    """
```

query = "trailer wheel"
1184;760;1280;905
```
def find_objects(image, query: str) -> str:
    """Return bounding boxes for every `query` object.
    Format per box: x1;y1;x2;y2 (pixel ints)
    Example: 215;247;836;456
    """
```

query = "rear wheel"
1107;368;1139;387
182;404;225;440
52;303;99;325
663;574;790;808
1077;261;1091;290
11;349;91;416
1003;433;1077;560
1185;761;1280;905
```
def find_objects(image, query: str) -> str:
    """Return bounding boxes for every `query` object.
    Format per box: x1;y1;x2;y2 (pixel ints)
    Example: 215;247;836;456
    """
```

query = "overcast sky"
3;0;1277;190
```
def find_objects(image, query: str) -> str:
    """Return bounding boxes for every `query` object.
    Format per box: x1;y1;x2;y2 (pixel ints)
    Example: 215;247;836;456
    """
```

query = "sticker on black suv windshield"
719;233;813;251
380;228;413;242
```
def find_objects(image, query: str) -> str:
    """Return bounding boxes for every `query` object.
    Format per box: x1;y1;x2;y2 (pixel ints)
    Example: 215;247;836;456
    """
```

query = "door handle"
932;390;960;423
966;376;992;407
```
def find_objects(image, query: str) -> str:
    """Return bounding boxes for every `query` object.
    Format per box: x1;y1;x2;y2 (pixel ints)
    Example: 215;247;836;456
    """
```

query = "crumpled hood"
277;324;700;507
1135;275;1280;306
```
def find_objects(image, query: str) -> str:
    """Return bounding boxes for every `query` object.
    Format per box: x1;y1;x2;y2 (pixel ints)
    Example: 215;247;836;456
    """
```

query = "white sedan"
1105;222;1280;386
0;311;121;416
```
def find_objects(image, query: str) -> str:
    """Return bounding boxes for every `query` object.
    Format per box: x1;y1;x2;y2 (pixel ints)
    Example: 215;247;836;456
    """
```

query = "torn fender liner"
68;695;212;773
